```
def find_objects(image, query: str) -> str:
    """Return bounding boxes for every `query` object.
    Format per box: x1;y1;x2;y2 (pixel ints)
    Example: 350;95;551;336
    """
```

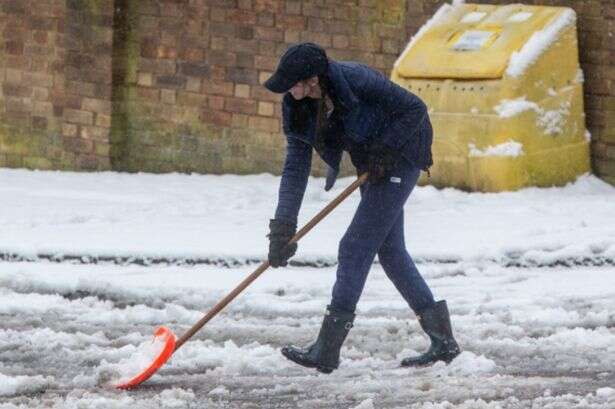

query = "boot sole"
401;350;461;367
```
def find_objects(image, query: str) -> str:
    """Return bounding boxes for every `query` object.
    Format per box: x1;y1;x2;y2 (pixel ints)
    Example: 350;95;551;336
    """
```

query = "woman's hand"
267;219;298;267
367;142;397;184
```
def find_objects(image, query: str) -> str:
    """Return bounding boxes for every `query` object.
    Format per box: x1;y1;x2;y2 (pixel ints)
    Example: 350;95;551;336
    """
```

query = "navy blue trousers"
330;159;436;314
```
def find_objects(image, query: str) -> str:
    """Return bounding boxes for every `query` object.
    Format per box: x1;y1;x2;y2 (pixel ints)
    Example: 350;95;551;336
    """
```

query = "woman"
264;43;460;373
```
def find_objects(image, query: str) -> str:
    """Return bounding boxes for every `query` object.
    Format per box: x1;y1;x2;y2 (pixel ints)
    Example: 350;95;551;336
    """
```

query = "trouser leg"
330;163;421;313
377;210;435;314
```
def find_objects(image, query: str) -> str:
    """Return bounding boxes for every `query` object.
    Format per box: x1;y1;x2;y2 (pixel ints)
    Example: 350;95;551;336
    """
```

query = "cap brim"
264;71;296;93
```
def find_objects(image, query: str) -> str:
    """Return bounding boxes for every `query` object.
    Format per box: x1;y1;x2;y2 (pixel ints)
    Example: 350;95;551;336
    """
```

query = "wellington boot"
401;300;460;367
281;306;354;374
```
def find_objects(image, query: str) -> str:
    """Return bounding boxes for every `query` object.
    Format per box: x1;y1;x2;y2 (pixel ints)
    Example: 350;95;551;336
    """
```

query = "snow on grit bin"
391;3;590;192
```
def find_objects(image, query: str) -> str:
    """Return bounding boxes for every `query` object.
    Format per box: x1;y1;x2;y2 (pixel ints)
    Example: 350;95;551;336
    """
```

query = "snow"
1;261;614;407
460;12;486;24
596;387;615;398
97;334;169;386
537;102;570;135
400;4;575;81
508;11;533;23
468;140;524;157
494;97;539;118
437;352;496;375
452;30;494;51
394;2;457;68
494;97;572;135
208;386;230;396
1;168;614;269
0;373;51;397
506;9;576;78
0;388;197;409
352;398;375;409
0;168;614;408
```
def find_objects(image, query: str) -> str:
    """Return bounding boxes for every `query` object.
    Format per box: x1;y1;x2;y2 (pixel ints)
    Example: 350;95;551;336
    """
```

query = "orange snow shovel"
115;173;368;389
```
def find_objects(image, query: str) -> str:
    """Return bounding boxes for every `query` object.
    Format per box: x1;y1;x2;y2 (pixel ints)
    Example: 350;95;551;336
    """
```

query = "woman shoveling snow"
264;42;461;373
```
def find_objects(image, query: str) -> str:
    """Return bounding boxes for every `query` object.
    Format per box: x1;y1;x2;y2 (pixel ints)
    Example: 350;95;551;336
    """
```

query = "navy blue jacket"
275;60;433;224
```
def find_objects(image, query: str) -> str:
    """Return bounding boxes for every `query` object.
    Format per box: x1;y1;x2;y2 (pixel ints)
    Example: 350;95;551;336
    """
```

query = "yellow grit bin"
391;3;591;192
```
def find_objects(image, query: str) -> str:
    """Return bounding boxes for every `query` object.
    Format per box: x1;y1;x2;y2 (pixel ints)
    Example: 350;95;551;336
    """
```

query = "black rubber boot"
281;306;355;374
401;300;460;367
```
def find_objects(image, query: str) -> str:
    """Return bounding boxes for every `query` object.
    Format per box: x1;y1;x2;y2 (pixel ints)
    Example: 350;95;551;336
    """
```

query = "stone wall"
0;0;114;171
0;0;614;184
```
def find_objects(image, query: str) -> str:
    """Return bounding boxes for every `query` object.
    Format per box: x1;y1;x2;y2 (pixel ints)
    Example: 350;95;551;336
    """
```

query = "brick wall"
110;0;409;175
1;0;614;185
0;0;114;171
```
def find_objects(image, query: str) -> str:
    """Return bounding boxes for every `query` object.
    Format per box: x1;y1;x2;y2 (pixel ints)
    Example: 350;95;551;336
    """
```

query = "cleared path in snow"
1;169;614;407
0;261;614;408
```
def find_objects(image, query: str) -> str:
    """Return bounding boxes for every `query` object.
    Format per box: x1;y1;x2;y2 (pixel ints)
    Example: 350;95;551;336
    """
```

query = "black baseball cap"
264;42;329;93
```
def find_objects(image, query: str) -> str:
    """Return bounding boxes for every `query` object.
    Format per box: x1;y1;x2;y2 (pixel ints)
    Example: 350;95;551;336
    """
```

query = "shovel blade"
115;326;176;390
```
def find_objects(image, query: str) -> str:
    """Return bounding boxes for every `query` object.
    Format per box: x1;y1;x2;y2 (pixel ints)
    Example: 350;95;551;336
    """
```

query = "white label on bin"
452;30;494;51
508;12;533;23
461;12;487;24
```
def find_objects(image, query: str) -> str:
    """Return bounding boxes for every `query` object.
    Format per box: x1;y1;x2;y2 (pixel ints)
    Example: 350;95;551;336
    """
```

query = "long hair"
288;95;314;135
288;72;340;149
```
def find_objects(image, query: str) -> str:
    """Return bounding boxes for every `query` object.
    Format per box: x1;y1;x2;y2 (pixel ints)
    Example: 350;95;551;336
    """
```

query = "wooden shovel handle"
174;172;368;351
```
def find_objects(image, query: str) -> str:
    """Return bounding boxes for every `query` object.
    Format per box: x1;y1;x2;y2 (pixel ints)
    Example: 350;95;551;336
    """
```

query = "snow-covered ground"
0;168;614;408
1;169;614;267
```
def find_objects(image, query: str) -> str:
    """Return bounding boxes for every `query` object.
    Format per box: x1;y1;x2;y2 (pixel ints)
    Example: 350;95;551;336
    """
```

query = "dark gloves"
367;142;398;184
324;166;339;191
267;219;297;267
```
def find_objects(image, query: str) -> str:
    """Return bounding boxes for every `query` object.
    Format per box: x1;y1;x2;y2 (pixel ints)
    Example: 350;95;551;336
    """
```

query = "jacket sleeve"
347;64;427;150
274;135;312;225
